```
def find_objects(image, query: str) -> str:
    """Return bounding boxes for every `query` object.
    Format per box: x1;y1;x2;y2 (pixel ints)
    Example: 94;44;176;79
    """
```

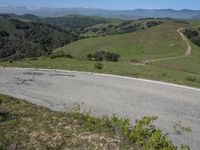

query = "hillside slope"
57;22;186;61
0;15;78;59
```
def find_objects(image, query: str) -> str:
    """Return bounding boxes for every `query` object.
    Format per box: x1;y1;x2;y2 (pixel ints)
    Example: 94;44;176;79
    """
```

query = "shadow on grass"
0;111;32;122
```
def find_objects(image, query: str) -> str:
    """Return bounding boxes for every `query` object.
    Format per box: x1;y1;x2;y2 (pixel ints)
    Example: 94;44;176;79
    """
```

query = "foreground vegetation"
0;94;190;149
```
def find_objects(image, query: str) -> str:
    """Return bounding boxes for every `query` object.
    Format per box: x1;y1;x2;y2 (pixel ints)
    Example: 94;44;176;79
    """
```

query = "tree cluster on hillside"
87;50;120;62
38;15;108;33
83;19;164;36
146;20;163;28
0;16;79;59
84;22;145;36
184;28;200;47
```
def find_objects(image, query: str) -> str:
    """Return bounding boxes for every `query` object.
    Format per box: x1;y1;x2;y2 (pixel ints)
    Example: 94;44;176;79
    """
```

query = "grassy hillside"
57;22;186;61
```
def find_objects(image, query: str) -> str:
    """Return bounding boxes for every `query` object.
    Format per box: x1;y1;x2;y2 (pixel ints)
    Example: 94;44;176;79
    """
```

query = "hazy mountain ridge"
1;6;200;19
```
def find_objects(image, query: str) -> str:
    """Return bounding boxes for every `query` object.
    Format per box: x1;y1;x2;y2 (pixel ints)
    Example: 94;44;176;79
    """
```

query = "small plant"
173;121;192;135
181;144;191;150
94;62;103;70
8;59;13;63
111;116;189;150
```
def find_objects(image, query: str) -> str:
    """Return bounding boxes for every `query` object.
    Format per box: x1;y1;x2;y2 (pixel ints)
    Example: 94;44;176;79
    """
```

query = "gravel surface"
0;67;200;149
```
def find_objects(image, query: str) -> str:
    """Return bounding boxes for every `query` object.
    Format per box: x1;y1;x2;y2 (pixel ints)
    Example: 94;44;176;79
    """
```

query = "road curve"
0;67;200;149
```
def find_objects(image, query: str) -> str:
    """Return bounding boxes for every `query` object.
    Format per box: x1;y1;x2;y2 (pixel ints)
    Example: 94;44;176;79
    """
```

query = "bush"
191;36;200;47
106;52;120;62
184;28;199;39
87;50;120;62
111;116;187;150
146;21;162;28
87;53;93;60
184;28;200;47
15;22;30;30
94;62;103;70
0;31;9;37
8;59;13;63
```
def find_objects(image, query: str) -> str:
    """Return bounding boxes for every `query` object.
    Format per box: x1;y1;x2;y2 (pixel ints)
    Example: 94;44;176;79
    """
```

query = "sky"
0;0;200;10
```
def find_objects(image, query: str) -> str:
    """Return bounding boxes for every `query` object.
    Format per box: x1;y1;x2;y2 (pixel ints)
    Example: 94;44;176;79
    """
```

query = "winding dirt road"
177;27;192;56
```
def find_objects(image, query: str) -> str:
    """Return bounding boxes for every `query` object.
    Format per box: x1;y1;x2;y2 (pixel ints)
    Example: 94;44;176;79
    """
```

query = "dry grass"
0;95;139;150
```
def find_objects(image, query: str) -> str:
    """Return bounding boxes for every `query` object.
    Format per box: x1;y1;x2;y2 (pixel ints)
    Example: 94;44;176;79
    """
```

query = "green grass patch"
0;56;200;88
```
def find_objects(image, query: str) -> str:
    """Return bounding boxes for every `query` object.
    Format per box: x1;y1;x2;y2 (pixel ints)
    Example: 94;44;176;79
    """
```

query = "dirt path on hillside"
177;27;192;56
143;27;191;64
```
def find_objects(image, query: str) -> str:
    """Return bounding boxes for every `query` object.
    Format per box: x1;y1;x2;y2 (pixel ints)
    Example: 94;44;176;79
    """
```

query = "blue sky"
0;0;200;10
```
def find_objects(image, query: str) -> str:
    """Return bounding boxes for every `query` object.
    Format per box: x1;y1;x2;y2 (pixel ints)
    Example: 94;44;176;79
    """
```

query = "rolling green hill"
0;18;200;87
56;22;186;62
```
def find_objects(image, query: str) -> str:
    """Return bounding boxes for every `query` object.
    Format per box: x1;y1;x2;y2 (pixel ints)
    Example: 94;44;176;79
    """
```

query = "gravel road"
0;67;200;149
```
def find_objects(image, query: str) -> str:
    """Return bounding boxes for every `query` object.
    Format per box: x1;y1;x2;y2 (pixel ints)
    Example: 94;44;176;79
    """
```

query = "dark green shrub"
15;22;30;30
94;62;103;70
184;28;200;47
0;31;9;37
65;54;73;58
8;59;13;63
146;21;162;28
107;24;114;29
105;52;120;62
87;50;120;62
87;53;93;60
111;116;180;150
191;36;200;47
184;28;199;39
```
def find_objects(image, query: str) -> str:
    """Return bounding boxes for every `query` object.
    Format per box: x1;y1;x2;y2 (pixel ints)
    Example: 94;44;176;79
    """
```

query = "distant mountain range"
0;6;200;19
